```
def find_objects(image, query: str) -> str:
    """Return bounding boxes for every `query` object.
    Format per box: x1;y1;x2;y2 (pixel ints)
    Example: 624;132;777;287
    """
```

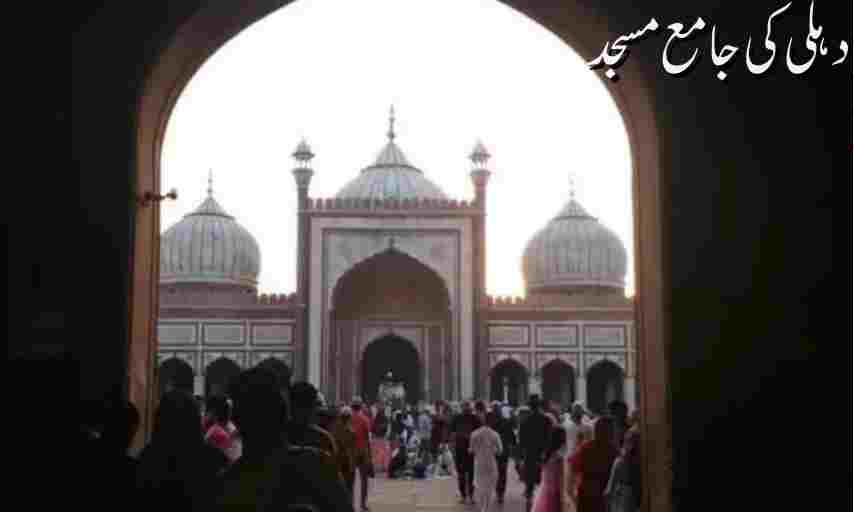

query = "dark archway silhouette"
256;357;292;387
205;357;241;397
124;2;673;508
587;359;624;415
362;335;422;406
541;359;576;409
489;358;528;406
158;357;194;397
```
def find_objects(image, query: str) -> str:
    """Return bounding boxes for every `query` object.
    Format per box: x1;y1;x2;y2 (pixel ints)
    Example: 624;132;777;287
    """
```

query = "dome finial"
387;105;396;141
207;169;213;197
568;173;576;201
470;139;491;165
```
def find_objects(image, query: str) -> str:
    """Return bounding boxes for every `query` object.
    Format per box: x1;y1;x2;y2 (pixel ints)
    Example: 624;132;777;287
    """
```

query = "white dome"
160;193;261;287
522;196;627;293
335;116;448;201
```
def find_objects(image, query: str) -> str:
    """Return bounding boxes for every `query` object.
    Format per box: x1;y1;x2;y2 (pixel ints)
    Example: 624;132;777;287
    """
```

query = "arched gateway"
329;249;451;405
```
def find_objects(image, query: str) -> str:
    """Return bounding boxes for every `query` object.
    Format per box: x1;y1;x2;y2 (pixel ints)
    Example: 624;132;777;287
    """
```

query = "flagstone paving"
353;471;529;512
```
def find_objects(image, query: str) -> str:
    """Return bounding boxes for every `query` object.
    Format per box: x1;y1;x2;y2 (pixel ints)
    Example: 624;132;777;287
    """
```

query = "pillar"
625;376;637;412
528;374;541;396
577;375;587;407
193;375;204;396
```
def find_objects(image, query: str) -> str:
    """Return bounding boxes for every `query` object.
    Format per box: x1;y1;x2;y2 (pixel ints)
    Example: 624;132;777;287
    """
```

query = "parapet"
303;196;477;212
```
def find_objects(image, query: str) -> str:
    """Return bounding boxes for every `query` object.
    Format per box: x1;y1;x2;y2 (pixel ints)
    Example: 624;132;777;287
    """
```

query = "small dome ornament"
292;138;315;190
387;105;396;142
469;139;491;166
292;138;314;163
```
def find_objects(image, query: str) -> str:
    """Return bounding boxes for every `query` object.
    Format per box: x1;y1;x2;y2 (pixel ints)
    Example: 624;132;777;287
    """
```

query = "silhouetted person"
136;390;229;512
288;382;341;483
519;394;553;509
213;367;351;512
607;401;629;452
450;401;482;504
568;417;619;512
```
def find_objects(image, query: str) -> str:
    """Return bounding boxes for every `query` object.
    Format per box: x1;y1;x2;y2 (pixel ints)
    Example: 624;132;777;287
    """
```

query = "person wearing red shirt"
350;398;374;511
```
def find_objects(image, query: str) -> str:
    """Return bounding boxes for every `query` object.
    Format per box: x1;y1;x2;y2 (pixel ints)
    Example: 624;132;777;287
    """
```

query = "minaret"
469;140;492;397
469;139;492;208
291;139;315;208
291;138;314;383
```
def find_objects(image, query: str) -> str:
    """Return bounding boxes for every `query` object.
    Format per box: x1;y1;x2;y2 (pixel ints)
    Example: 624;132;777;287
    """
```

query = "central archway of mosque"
362;335;421;406
330;249;451;405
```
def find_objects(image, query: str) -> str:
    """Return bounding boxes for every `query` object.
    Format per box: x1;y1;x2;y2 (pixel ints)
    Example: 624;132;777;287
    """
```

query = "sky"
160;0;634;298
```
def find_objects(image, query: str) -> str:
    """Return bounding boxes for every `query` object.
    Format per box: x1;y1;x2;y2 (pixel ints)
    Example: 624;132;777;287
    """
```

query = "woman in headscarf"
567;417;619;512
136;390;229;511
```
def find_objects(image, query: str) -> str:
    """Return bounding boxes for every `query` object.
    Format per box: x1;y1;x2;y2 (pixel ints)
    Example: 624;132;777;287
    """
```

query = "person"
204;395;241;463
212;367;352;512
92;398;141;503
350;398;374;512
563;402;594;457
473;400;488;424
386;443;408;479
288;382;342;483
519;394;554;509
450;401;482;504
370;406;390;472
390;410;404;451
430;401;450;459
604;410;641;512
469;412;503;512
332;406;357;497
568;417;620;512
136;390;230;511
416;406;432;461
531;427;567;512
488;404;517;504
607;401;629;452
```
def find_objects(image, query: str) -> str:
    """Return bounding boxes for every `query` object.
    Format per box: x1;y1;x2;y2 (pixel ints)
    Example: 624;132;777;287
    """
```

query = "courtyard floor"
353;471;529;512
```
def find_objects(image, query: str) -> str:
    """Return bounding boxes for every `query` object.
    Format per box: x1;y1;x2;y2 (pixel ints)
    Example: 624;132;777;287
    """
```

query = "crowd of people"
80;370;641;512
353;395;641;512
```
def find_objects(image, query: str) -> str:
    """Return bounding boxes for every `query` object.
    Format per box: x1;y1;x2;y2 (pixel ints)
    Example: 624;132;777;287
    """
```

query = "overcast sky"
160;0;634;297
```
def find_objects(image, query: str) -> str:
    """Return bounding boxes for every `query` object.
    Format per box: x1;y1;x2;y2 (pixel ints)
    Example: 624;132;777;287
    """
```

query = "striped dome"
160;192;261;287
522;195;627;293
335;139;448;201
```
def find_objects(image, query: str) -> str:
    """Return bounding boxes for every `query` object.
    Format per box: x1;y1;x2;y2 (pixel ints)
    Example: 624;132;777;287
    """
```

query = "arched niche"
361;335;422;406
587;359;625;416
489;358;529;407
541;359;576;410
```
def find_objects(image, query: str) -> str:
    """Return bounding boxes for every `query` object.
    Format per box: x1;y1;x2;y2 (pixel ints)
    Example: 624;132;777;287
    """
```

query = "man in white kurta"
469;422;503;512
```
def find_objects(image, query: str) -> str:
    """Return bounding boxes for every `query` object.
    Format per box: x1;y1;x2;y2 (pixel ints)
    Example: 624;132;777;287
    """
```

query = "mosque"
156;111;637;414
